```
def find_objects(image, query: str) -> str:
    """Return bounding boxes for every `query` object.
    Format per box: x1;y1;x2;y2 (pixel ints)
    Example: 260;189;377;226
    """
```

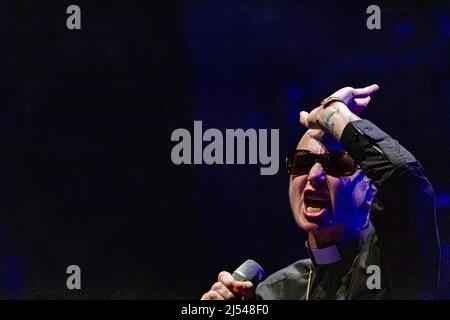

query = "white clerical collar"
305;241;342;265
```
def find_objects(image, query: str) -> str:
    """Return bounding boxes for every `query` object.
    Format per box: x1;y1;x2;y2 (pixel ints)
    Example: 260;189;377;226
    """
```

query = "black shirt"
256;120;440;300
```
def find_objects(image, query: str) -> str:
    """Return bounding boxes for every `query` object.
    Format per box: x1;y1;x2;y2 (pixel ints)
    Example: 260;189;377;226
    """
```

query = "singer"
201;84;440;300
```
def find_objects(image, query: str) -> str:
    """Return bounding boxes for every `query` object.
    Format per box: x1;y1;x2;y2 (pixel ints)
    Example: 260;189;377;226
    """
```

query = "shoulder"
255;259;312;300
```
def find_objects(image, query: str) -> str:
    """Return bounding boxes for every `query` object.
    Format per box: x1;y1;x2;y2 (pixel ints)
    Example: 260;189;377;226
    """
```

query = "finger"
349;96;371;115
201;290;224;300
218;271;244;296
233;281;255;299
299;111;309;127
353;84;379;98
354;96;371;108
300;111;320;129
211;281;236;300
300;110;323;130
218;271;235;287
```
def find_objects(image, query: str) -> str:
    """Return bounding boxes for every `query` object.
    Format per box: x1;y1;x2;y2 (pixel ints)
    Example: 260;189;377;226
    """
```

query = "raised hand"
299;84;379;138
328;84;379;115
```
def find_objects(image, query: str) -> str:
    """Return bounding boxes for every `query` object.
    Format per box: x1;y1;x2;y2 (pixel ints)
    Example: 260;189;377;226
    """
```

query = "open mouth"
303;191;330;218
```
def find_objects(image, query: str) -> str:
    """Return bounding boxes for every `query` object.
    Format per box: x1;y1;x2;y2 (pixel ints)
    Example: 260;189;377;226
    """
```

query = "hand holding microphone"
201;260;264;300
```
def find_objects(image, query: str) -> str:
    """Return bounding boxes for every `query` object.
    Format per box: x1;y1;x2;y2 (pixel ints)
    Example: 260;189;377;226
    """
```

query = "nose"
307;162;326;187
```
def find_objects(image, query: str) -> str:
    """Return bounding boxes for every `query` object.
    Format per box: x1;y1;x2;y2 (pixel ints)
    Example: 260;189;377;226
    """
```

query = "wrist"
320;102;360;139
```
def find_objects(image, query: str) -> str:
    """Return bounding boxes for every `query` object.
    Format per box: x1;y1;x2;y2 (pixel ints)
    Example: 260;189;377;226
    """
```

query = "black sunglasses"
286;149;357;177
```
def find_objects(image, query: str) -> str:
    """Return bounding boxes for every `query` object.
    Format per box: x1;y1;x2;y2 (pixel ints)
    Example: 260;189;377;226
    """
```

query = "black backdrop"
0;1;449;298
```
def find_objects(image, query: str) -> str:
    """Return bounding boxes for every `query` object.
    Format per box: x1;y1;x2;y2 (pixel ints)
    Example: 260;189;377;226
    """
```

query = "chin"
297;211;327;233
300;221;321;233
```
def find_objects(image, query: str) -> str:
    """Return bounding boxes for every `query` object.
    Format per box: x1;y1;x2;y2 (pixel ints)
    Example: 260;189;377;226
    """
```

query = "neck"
308;233;337;249
308;225;350;249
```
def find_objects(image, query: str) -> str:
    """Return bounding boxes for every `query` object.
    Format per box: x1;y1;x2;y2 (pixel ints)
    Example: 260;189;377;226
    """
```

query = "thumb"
299;111;309;127
300;110;322;130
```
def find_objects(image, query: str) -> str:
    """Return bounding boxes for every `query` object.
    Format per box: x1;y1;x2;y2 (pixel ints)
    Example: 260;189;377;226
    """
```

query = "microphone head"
232;259;264;284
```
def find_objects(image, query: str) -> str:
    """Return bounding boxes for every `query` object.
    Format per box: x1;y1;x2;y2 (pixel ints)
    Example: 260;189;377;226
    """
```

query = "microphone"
232;259;264;284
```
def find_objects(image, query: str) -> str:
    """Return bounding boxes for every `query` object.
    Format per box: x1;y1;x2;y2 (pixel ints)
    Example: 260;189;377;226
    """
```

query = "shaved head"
289;129;374;248
297;129;344;154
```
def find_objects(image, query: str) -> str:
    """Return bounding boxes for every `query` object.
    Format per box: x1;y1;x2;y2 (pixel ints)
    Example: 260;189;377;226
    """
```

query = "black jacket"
256;120;440;299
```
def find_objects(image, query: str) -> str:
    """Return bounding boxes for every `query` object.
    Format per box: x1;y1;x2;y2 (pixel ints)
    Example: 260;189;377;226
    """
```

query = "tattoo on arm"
324;107;339;134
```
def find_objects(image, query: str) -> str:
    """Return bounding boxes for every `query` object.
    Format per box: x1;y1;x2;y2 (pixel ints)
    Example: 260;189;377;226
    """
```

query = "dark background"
0;1;449;298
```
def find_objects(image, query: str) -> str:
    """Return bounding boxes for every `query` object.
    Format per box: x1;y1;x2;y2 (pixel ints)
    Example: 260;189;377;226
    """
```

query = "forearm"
319;102;360;140
340;119;421;187
340;120;440;297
